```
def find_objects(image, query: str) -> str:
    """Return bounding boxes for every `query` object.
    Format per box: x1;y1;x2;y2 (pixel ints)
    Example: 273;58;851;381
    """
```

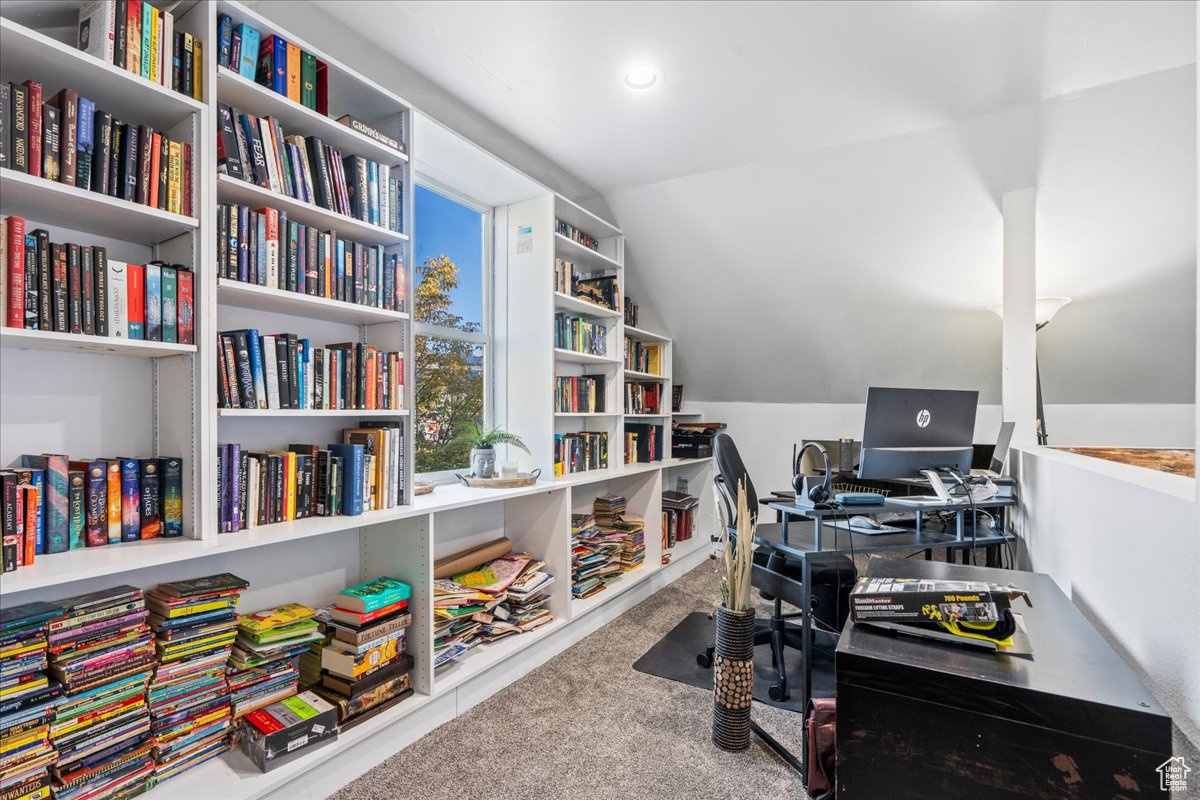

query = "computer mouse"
849;516;883;531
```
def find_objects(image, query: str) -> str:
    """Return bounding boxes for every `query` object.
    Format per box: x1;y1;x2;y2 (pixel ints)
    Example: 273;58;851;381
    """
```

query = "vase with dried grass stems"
712;478;756;751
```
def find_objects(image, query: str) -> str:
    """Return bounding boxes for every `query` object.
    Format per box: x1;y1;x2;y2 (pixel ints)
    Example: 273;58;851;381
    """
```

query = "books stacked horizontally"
46;586;156;800
432;581;490;667
217;202;406;311
226;604;322;719
611;517;646;572
2;218;196;344
449;553;554;643
593;494;644;575
218;105;404;235
1;453;185;573
0;601;63;800
312;578;414;729
662;490;700;550
217;425;405;533
570;513;611;599
0;80;194;215
216;330;403;412
145;573;248;784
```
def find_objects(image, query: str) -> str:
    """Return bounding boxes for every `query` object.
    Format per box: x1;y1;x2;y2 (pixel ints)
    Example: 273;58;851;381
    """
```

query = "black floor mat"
632;611;835;713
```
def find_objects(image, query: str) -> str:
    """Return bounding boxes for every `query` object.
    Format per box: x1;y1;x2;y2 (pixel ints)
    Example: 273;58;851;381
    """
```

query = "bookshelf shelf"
623;325;671;344
623;370;666;381
0;170;200;242
553;412;618;418
216;67;409;168
216;174;408;246
434;617;567;695
554;232;622;271
0;537;212;597
217;408;408;418
217;279;410;324
0;17;206;130
570;563;658;618
0;328;197;358
553;291;621;319
552;348;621;366
625;413;670;419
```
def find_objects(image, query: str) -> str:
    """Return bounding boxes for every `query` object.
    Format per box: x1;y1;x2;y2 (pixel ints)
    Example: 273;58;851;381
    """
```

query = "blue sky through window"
414;184;483;329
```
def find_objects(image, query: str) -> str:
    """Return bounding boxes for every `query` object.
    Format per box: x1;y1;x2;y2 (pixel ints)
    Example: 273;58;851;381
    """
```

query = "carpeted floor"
330;560;1200;800
330;561;810;800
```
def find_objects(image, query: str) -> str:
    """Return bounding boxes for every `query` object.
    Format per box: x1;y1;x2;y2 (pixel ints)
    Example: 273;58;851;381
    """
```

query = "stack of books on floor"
311;577;414;729
662;490;700;549
226;603;321;719
570;512;622;600
46;586;157;800
447;552;554;643
145;573;248;784
0;601;62;800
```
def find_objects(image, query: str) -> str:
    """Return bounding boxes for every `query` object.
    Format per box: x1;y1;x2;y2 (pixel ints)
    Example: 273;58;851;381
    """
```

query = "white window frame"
413;176;495;482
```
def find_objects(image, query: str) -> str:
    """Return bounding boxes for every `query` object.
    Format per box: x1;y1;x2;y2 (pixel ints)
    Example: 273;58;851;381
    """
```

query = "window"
413;182;490;474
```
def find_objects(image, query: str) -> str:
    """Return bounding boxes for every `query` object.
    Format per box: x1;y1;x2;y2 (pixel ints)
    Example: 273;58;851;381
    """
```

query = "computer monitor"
857;387;979;481
972;421;1015;474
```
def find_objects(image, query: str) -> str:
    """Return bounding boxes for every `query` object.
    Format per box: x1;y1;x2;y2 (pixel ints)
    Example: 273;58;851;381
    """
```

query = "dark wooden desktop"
836;558;1173;799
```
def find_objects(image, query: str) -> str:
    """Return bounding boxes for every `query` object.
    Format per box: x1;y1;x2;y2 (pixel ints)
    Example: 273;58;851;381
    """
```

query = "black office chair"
697;432;857;701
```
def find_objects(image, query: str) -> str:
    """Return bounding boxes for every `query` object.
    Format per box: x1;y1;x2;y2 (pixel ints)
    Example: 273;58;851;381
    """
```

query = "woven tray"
414;481;435;496
457;469;541;489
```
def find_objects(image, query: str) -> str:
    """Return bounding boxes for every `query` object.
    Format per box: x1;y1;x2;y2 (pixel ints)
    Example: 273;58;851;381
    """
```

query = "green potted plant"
452;423;531;479
712;478;756;752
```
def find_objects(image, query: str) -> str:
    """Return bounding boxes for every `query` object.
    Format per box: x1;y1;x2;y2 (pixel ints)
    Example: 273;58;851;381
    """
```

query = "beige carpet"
330;561;810;800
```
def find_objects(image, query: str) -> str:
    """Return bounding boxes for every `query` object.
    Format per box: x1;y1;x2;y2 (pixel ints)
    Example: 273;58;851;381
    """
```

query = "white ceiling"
313;0;1195;405
321;0;1193;194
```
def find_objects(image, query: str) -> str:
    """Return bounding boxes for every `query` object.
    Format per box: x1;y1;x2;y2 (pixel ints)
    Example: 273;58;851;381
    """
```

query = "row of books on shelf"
625;382;663;415
217;330;403;411
625;340;662;375
624;423;663;464
570;495;645;599
217;202;406;311
0;571;417;797
553;313;608;357
431;539;555;667
662;490;699;549
215;14;405;154
2;453;184;573
217;104;404;234
624;296;639;328
555;374;606;414
0;80;194;216
217;425;405;533
4;215;195;343
553;258;620;312
77;0;205;100
554;218;599;252
554;431;609;476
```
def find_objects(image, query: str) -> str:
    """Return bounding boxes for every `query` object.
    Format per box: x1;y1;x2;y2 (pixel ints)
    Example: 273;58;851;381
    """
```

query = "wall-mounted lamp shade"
988;296;1072;327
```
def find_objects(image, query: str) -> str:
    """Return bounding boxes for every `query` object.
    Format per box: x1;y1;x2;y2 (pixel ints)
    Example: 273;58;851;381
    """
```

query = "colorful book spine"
162;456;183;537
68;470;86;550
119;457;140;542
138;458;160;539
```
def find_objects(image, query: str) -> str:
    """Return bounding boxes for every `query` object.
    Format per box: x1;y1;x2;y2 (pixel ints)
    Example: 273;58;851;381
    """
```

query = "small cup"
499;461;519;478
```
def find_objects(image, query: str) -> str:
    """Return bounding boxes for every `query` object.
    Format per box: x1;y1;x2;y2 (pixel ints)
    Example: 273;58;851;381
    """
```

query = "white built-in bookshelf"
0;4;713;799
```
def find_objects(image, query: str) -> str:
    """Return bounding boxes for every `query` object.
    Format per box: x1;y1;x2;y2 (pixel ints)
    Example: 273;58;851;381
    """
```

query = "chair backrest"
713;433;759;525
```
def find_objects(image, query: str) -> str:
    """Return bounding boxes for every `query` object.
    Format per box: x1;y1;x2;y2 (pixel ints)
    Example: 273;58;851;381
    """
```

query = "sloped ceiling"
318;0;1195;404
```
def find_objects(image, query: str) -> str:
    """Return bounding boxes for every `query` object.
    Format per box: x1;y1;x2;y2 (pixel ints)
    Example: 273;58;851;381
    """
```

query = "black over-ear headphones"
793;441;832;507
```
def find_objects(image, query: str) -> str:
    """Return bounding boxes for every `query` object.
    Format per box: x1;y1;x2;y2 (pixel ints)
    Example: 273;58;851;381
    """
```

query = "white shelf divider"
218;279;410;325
0;328;197;358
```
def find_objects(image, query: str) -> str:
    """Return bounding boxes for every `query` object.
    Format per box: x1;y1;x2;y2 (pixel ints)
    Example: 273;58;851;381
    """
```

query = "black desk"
837;558;1173;798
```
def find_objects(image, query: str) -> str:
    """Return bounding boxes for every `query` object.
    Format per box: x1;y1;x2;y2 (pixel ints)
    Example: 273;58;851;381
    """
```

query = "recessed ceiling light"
624;66;658;90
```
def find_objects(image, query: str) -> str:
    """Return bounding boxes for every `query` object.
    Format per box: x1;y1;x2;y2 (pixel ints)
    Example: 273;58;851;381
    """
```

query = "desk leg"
799;552;813;771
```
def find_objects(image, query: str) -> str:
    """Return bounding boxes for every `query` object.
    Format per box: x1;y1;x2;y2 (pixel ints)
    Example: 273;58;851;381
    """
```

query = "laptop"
971;421;1015;477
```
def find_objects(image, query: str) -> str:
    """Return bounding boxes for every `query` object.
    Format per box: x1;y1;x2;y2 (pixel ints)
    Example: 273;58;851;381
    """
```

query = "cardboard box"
849;577;1031;625
239;691;339;772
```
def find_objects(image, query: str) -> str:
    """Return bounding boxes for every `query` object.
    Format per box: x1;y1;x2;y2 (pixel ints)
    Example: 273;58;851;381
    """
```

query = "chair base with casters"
697;549;857;701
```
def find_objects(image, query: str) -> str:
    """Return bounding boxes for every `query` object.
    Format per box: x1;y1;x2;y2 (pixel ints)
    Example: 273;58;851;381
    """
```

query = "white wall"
1011;447;1200;745
686;400;1196;495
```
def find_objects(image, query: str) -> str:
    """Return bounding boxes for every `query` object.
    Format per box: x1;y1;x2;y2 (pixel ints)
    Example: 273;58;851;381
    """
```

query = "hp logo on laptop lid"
916;409;931;428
